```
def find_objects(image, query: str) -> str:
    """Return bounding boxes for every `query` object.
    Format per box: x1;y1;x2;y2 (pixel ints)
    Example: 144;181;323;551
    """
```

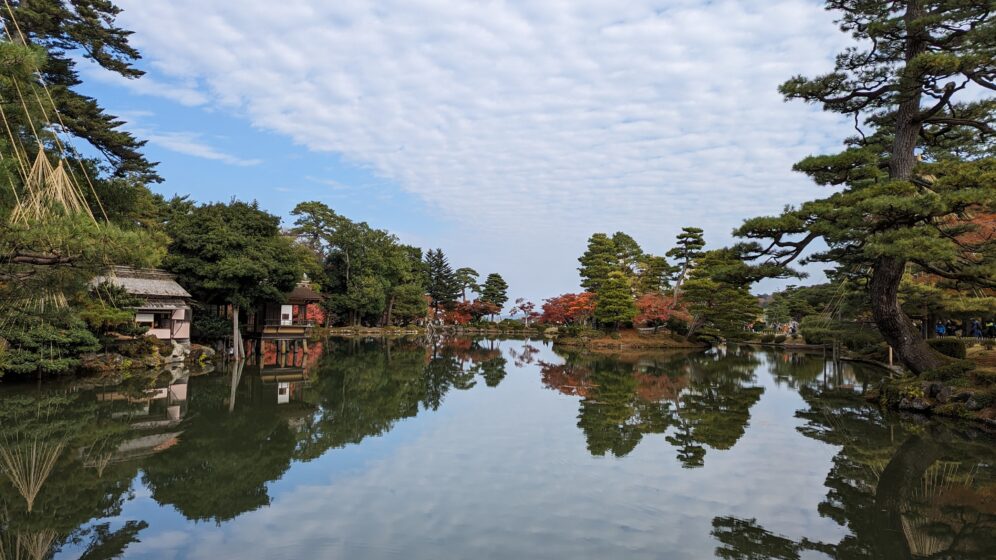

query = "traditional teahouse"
249;279;323;339
92;266;193;344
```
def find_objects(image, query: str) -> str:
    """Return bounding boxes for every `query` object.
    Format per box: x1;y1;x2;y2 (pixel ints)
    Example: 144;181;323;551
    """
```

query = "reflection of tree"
293;339;508;461
711;384;996;559
78;521;149;560
542;348;764;462
0;377;162;558
142;373;297;522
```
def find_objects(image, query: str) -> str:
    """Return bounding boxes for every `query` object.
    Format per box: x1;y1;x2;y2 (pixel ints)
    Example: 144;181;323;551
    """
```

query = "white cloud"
145;131;263;167
114;0;852;299
82;64;209;107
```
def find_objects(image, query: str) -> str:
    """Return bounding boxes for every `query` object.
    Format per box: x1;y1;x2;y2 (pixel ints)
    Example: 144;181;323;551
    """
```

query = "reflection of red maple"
540;292;596;325
540;360;689;402
539;361;595;397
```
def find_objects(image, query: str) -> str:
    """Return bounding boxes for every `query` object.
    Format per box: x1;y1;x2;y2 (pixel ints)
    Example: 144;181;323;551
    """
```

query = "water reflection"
542;346;764;464
0;339;992;559
712;351;996;560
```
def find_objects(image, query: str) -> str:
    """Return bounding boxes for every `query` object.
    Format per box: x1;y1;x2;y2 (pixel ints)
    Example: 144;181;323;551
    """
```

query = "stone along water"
0;339;993;559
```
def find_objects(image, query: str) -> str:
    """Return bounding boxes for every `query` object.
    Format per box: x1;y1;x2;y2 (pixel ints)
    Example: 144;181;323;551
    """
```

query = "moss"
774;335;787;344
921;359;975;382
934;402;970;418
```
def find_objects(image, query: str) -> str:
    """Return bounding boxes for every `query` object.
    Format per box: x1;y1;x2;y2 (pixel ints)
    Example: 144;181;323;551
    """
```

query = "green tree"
578;233;618;293
636;254;674;295
424;249;460;313
736;1;996;374
291;201;423;326
454;267;480;302
611;231;644;279
666;227;706;296
391;283;428;325
594;271;637;328
479;272;509;319
683;251;761;339
2;0;159;182
163;201;302;357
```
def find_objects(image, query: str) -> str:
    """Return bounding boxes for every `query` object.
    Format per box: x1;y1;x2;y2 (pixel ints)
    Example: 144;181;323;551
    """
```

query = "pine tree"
424;249;459;312
666;227;706;294
480;273;509;319
736;1;996;374
2;0;159;182
594;271;637;329
579;233;618;293
454;267;480;301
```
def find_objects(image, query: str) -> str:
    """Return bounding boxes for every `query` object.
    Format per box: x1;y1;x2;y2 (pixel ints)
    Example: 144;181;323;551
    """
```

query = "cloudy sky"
85;0;854;302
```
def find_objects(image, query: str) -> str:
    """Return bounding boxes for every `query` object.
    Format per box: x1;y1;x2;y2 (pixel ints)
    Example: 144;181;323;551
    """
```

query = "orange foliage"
540;292;596;325
634;293;691;327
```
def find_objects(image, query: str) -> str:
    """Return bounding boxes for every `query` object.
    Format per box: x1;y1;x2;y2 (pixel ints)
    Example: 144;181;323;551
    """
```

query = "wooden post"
888;346;894;367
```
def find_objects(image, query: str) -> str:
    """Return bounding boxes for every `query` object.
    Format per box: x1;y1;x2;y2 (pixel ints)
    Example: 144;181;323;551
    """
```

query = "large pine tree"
737;1;996;374
2;0;159;182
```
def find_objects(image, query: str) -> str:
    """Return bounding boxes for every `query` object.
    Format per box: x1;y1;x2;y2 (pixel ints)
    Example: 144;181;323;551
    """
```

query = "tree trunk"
867;0;944;375
870;257;945;374
232;304;244;360
386;294;395;326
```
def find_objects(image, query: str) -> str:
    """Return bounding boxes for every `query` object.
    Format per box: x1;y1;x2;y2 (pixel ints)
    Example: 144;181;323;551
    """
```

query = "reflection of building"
92;369;191;462
92;266;193;344
249;339;322;406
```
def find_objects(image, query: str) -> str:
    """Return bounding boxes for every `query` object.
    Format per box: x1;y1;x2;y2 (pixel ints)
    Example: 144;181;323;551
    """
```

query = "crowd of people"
933;318;996;339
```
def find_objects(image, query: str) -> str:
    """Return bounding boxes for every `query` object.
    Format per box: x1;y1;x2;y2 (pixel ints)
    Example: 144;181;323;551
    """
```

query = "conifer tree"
480;273;509;319
579;233;618;293
594;271;638;329
736;1;996;373
667;227;706;295
454;267;480;301
424;249;460;312
2;0;159;181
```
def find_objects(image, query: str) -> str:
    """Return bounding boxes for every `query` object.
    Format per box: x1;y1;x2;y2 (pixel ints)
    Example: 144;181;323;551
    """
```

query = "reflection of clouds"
112;343;850;559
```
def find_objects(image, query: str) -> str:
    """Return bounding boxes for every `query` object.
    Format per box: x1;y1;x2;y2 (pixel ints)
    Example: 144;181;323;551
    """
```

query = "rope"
2;2;106;222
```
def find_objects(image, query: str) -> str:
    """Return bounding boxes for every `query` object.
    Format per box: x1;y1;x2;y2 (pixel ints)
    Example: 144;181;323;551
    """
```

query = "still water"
0;338;993;559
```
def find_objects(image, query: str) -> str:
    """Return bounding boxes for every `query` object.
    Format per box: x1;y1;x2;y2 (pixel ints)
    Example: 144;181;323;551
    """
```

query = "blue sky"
81;0;854;303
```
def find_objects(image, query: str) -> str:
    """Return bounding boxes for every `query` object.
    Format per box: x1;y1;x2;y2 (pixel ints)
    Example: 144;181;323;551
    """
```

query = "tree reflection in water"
711;355;996;560
541;346;764;463
0;340;992;559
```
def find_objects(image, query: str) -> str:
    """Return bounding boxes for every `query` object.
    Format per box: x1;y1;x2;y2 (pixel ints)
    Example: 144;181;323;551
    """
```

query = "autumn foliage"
540;292;596;325
443;300;501;324
634;293;690;327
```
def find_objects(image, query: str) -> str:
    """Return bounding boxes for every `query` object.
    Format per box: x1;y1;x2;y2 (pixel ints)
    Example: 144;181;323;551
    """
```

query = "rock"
899;397;932;412
966;396;985;412
544;327;559;337
936;385;953;403
924;382;944;399
187;344;217;364
951;391;973;403
80;353;124;373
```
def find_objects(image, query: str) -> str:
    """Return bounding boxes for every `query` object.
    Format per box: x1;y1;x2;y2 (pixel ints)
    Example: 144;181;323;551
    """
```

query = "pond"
0;338;993;559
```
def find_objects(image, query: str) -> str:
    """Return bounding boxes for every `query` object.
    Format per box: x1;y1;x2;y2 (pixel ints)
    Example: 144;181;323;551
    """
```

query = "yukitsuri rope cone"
0;437;65;513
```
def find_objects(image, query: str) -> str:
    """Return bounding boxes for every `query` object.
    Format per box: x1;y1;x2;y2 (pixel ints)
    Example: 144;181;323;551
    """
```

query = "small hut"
250;280;322;339
92;266;193;344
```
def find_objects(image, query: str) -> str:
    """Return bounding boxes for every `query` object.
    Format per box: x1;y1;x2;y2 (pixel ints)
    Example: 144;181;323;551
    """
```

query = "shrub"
666;317;689;336
760;334;775;343
774;335;787;344
921;360;974;382
927;338;967;359
972;369;996;386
